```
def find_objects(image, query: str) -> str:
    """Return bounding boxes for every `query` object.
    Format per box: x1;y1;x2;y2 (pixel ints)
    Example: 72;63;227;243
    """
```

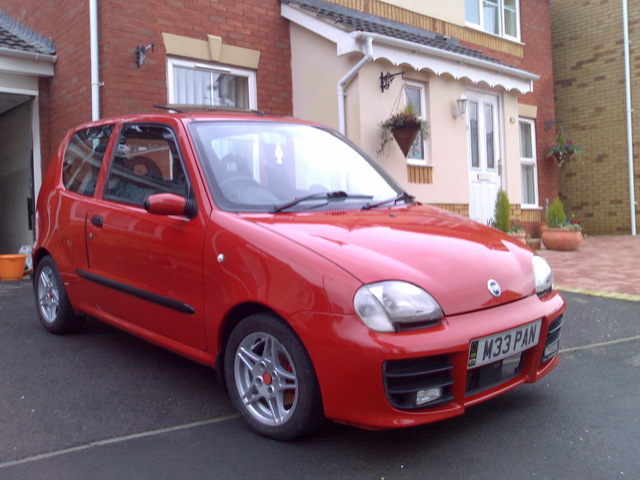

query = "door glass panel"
63;125;114;196
469;101;479;168
105;124;190;206
484;104;495;169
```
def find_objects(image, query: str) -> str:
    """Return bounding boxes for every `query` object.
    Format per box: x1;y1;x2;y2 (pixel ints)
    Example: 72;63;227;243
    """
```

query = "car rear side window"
104;124;191;206
63;125;114;196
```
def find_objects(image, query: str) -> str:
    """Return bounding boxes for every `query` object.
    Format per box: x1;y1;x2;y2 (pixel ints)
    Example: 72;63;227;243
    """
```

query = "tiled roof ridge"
280;0;510;67
0;9;56;55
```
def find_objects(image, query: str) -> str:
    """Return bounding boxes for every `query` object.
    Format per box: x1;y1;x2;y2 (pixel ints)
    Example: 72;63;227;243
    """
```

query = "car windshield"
190;121;405;213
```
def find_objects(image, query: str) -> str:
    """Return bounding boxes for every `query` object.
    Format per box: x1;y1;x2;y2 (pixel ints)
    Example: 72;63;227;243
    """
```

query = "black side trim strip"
77;270;195;315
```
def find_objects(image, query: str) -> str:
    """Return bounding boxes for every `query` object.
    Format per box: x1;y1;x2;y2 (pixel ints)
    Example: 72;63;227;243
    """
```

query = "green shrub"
493;190;511;232
546;197;567;227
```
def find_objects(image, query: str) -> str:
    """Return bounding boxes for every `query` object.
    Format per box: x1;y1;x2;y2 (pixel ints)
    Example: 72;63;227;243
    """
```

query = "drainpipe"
337;35;374;135
90;0;100;121
622;0;637;235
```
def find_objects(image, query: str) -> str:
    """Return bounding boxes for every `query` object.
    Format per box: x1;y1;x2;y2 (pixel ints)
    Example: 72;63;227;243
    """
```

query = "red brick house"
0;0;560;254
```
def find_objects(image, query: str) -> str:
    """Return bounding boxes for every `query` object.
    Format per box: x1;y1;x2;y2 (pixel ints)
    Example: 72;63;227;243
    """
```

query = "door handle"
91;215;104;227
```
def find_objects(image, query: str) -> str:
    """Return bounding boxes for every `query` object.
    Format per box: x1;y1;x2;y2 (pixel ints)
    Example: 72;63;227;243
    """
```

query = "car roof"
73;107;317;130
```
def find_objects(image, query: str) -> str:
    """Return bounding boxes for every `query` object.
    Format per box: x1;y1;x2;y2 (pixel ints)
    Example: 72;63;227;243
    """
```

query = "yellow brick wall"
551;0;640;234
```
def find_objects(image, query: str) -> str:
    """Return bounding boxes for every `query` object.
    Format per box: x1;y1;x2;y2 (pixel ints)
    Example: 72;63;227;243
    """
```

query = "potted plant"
378;103;430;157
541;197;583;251
547;126;581;168
493;190;527;244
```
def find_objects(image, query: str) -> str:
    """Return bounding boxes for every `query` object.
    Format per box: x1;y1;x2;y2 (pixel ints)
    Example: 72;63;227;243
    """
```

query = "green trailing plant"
378;102;430;155
493;190;511;233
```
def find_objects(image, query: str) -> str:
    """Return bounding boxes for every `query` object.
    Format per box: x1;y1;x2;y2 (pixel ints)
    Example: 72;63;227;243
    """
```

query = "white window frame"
167;57;257;109
519;118;538;208
464;0;520;41
404;80;430;166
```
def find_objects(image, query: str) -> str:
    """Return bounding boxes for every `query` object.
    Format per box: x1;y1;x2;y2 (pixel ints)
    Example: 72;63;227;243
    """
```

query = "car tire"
224;313;325;440
34;256;84;334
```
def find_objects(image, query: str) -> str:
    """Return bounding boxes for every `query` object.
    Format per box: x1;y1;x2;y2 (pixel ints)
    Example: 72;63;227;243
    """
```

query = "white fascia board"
282;4;538;93
0;47;56;77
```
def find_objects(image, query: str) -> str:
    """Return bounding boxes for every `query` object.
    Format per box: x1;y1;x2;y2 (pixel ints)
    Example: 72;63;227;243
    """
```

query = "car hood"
245;204;536;316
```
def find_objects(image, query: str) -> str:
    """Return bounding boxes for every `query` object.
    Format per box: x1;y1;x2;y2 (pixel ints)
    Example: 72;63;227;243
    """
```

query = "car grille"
383;355;454;410
465;352;523;396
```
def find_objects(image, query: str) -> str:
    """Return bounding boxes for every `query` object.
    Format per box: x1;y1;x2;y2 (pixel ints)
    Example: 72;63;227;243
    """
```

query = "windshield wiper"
361;192;415;210
270;191;372;213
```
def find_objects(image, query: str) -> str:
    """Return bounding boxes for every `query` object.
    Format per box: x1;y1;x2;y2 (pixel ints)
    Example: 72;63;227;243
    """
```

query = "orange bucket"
0;254;27;281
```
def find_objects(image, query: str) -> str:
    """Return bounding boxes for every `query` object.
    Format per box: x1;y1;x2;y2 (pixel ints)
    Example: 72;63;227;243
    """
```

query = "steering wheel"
218;176;260;190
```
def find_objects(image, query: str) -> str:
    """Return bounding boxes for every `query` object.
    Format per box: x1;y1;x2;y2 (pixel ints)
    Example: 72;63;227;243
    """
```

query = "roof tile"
0;9;56;55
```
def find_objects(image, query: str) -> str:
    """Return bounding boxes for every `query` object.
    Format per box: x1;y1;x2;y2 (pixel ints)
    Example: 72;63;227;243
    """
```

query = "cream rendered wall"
502;91;522;204
378;0;465;25
290;23;345;130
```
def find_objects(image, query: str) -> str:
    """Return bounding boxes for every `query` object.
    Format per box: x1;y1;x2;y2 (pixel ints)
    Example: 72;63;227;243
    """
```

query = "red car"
33;111;565;440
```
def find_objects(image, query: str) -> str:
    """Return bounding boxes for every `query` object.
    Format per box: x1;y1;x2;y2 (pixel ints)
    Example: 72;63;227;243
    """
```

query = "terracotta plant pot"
541;228;582;251
0;254;27;281
391;125;420;157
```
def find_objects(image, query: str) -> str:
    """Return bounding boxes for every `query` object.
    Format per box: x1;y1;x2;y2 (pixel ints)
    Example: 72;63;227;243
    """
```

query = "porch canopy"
280;0;538;94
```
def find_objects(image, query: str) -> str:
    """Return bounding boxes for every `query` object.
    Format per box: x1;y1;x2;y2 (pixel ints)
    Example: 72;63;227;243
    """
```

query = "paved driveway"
1;280;639;479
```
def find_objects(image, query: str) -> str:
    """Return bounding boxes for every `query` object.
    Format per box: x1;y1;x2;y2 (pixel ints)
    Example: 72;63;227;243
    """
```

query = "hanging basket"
0;254;27;281
391;124;420;157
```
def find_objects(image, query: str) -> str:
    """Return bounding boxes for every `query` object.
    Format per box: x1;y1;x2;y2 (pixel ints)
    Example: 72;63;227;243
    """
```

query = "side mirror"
144;193;198;219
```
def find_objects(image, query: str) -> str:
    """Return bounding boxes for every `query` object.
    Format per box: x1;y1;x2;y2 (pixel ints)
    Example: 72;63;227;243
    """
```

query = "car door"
84;121;208;350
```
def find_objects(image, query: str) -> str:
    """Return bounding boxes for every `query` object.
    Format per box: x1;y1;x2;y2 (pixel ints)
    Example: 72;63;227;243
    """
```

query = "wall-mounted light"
135;42;155;69
452;93;468;118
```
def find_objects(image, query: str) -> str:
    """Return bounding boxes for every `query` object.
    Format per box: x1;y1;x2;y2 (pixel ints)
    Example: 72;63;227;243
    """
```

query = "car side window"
104;124;191;206
63;125;114;196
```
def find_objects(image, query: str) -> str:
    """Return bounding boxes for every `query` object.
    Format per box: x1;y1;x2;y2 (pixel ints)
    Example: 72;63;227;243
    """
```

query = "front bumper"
289;290;565;430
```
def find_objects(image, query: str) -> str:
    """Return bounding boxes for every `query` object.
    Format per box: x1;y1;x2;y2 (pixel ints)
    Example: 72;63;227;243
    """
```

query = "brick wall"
2;0;292;168
551;0;640;234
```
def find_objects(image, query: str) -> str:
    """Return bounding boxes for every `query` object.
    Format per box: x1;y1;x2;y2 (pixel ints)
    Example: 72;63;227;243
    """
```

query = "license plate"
468;320;542;368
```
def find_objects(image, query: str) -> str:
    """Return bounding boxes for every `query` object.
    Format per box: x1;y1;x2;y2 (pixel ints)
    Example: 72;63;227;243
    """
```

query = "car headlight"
354;281;444;333
532;255;554;295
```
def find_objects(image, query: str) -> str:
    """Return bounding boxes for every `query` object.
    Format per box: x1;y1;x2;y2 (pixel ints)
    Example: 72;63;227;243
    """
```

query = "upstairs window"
465;0;519;40
167;57;257;109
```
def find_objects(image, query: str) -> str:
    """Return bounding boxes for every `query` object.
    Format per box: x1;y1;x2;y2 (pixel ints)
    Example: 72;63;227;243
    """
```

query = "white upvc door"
467;92;502;225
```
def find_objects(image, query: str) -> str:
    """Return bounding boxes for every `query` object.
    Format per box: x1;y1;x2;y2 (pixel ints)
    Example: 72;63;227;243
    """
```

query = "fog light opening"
416;387;443;406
